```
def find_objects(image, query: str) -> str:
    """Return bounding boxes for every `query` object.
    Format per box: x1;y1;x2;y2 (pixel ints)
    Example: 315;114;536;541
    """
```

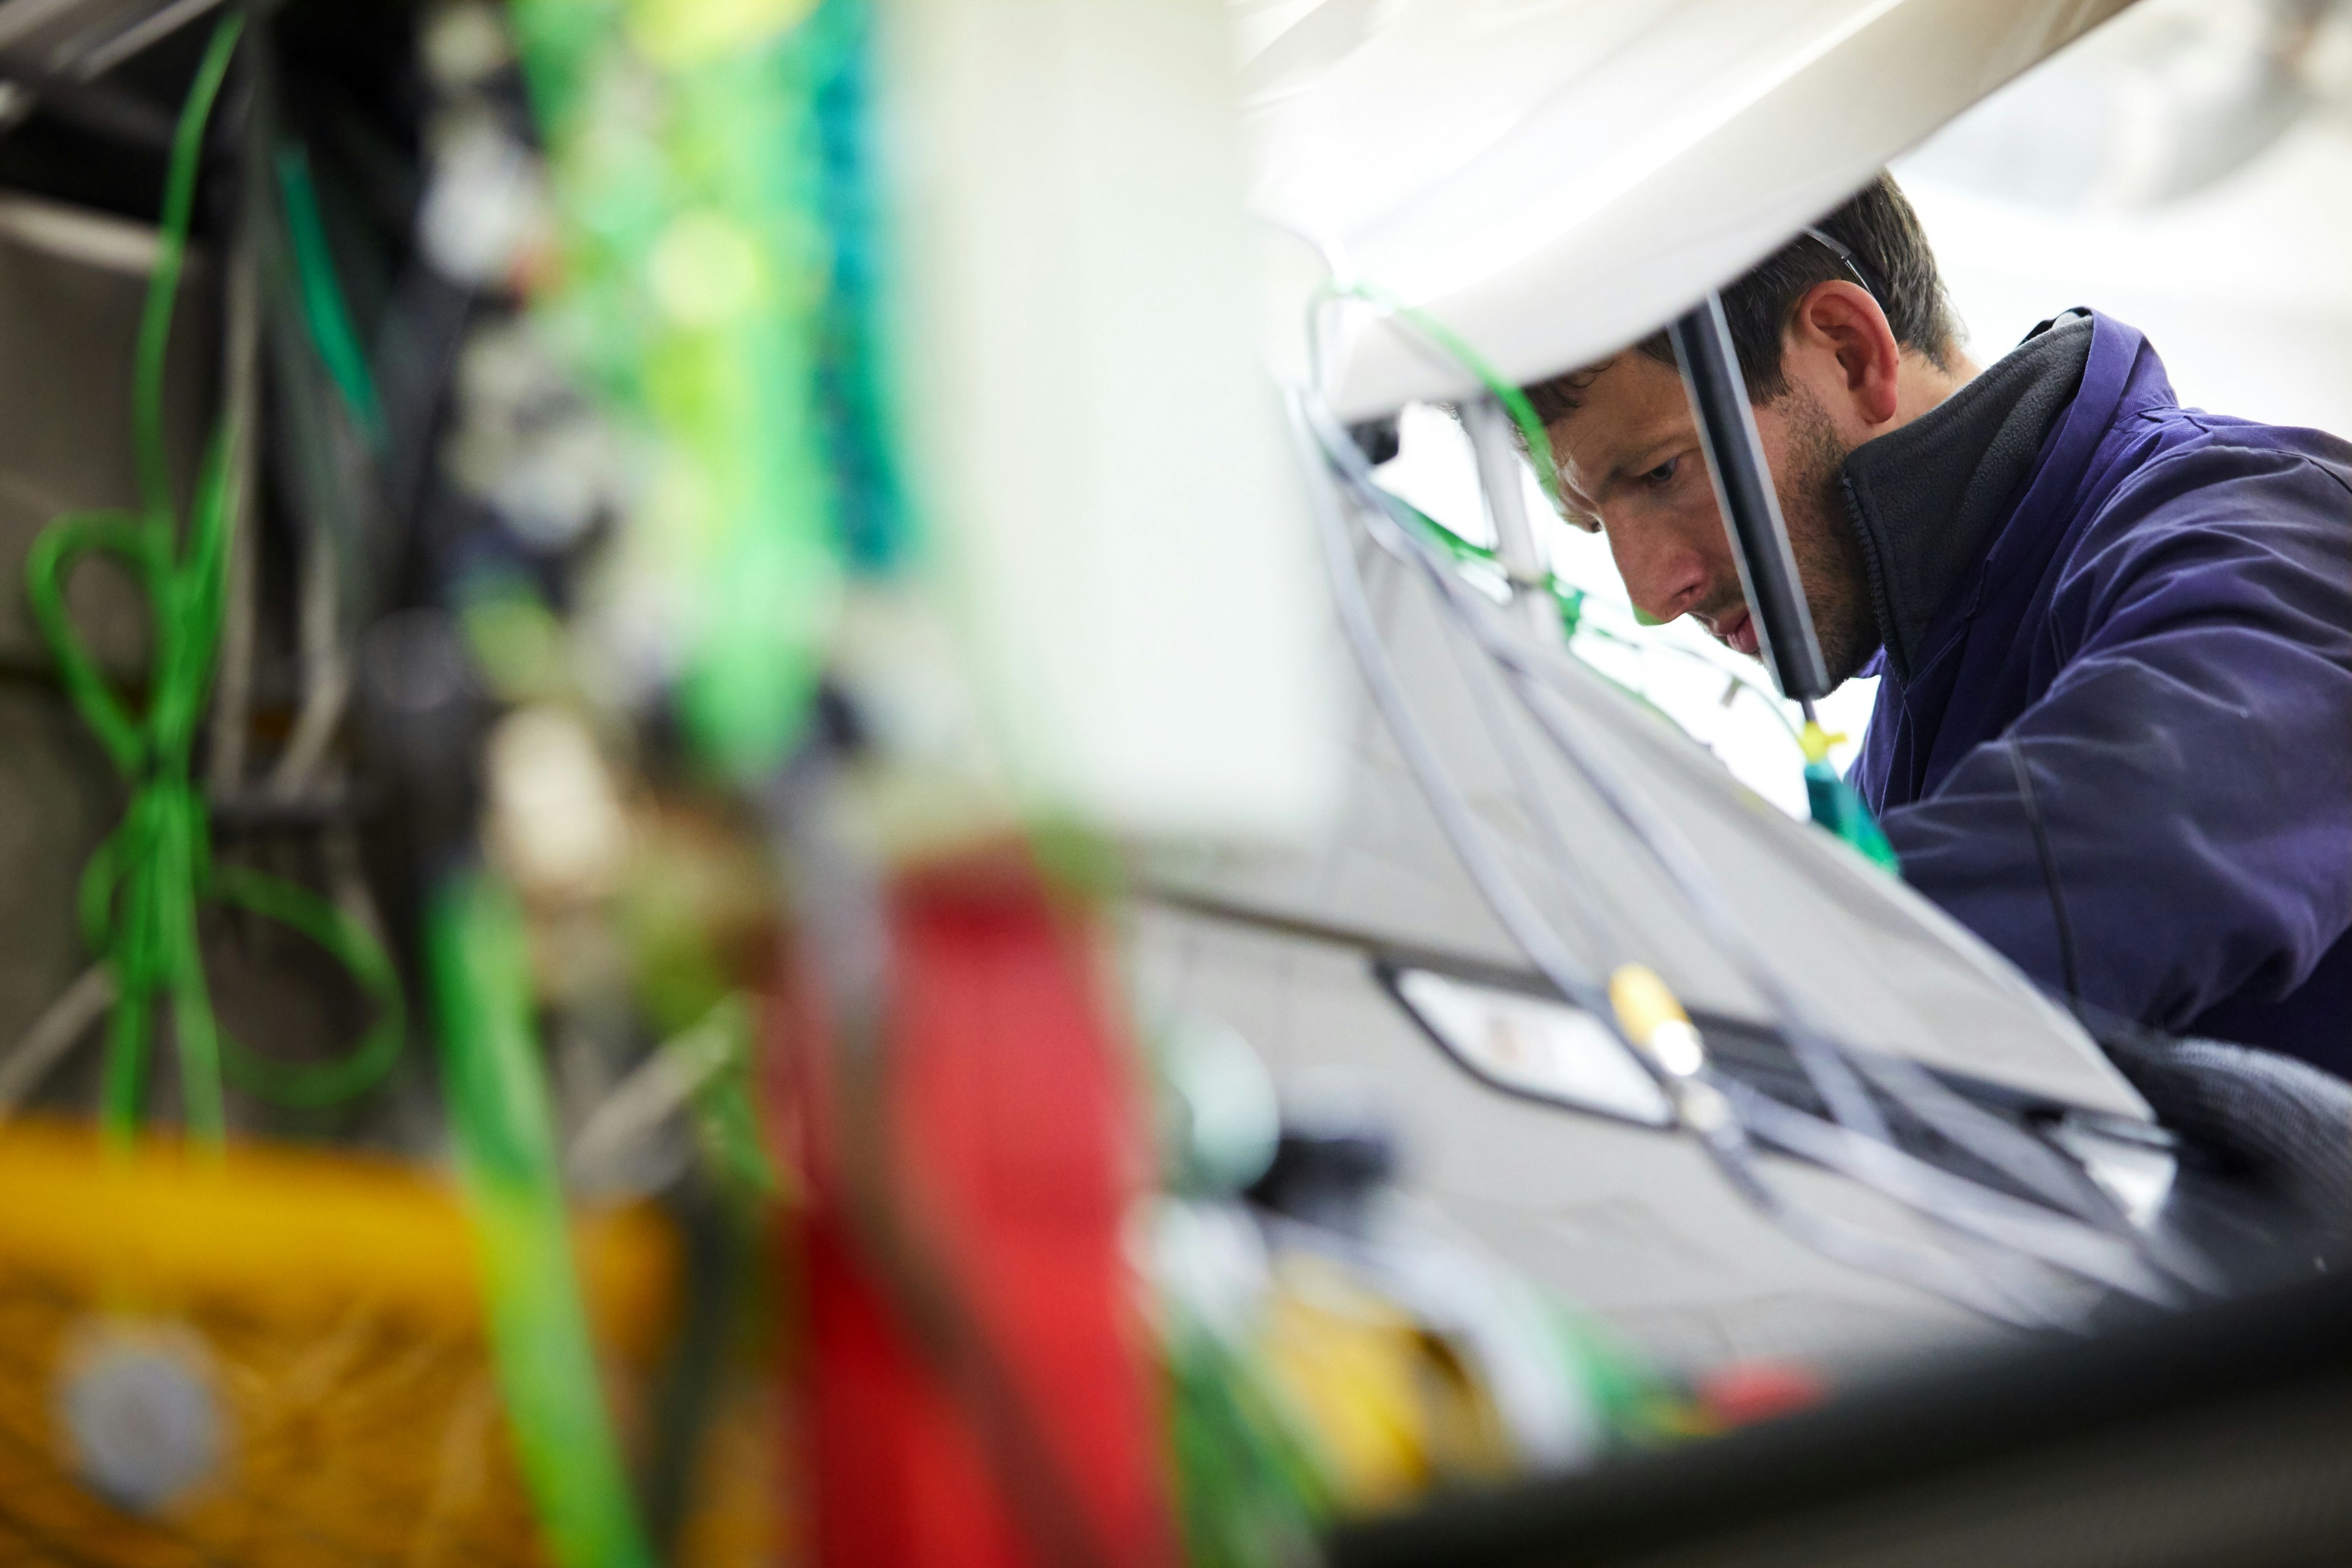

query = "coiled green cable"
24;13;402;1143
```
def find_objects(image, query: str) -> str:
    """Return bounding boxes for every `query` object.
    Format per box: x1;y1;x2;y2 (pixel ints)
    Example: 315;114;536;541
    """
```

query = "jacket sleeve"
1879;439;2352;1034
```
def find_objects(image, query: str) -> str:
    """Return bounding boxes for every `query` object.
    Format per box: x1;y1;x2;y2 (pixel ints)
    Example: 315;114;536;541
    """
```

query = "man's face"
1544;349;1879;683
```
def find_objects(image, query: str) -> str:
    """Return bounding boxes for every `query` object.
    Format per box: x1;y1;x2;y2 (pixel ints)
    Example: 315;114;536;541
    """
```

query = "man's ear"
1790;280;1902;428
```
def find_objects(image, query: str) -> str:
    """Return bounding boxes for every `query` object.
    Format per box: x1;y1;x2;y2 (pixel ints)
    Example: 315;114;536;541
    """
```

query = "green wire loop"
212;865;408;1106
23;13;404;1140
25;513;161;775
1317;280;1568;511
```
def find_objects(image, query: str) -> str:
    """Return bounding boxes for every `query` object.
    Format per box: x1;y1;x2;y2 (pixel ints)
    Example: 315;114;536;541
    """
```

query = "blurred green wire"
276;140;385;445
429;871;655;1568
510;2;842;783
24;13;403;1142
1166;1316;1330;1568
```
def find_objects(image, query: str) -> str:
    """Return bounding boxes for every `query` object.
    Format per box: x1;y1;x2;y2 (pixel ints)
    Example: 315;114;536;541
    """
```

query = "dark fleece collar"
1838;311;2094;687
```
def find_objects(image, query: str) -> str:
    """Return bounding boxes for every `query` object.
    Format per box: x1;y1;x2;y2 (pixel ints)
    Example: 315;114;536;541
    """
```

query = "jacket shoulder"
2082;409;2352;533
2133;405;2352;487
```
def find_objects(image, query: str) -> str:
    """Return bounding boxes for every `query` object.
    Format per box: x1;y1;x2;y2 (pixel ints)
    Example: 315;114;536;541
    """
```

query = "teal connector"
1800;722;1899;873
1804;760;1900;872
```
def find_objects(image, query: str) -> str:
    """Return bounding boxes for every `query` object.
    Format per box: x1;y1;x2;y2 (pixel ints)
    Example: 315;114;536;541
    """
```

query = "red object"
775;853;1175;1568
1695;1360;1828;1429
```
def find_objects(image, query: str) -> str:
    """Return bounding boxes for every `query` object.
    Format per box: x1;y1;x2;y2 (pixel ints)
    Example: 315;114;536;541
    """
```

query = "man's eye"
1642;458;1679;488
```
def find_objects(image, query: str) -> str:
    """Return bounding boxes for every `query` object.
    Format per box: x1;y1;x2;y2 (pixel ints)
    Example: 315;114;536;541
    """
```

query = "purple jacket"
1849;311;2352;1075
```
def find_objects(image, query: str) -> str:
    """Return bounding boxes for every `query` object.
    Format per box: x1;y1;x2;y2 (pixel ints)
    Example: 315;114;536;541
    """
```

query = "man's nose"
1608;527;1709;623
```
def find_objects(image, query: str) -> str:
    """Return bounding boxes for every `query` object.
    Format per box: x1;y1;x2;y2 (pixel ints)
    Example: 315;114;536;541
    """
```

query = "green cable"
1166;1317;1330;1568
130;20;233;536
276;140;385;445
24;13;403;1142
211;866;407;1104
1317;281;1566;512
484;10;837;1564
428;870;655;1568
673;995;780;1203
1393;494;1585;641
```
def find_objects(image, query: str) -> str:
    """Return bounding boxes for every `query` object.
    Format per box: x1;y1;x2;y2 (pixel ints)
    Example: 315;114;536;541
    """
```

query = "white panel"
884;0;1343;841
1244;0;2139;417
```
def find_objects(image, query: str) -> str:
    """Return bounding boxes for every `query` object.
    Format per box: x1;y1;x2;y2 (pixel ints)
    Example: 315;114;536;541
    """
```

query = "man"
1524;172;2352;1076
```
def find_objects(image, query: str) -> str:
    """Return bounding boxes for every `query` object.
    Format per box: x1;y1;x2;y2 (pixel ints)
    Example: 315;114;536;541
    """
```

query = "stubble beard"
1771;386;1881;686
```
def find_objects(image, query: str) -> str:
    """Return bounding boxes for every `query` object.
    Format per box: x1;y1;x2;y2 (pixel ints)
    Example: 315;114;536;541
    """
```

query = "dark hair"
1523;171;1959;421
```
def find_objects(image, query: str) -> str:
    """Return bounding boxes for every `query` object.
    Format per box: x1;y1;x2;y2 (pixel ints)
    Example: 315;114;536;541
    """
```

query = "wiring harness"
23;15;402;1144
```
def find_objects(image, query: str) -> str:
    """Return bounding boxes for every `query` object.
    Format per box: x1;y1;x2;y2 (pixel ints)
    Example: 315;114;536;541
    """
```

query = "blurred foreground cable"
471;0;858;1560
494;0;1174;1559
508;0;845;782
428;868;654;1568
776;832;1177;1568
22;13;401;1143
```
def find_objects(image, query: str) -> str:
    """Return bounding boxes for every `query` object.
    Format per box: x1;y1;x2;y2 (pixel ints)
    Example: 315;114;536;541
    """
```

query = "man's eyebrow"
1597;435;1688;500
1581;459;1643;507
